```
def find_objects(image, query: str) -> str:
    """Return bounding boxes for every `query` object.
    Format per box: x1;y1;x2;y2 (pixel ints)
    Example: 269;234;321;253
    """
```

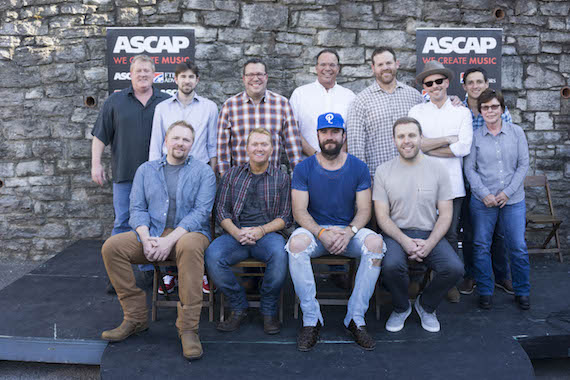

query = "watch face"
351;225;358;234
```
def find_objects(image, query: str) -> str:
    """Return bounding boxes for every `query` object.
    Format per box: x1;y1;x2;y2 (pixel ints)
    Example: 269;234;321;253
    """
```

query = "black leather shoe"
217;310;248;332
515;295;530;310
263;315;280;335
297;321;321;352
479;295;492;309
346;320;376;350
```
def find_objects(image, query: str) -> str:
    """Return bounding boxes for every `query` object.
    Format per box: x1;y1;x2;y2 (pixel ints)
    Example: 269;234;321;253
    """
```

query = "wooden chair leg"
555;229;563;263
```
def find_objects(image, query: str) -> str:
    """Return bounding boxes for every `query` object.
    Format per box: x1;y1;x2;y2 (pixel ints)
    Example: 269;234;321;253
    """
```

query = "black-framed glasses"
480;104;501;112
244;73;267;78
423;78;446;87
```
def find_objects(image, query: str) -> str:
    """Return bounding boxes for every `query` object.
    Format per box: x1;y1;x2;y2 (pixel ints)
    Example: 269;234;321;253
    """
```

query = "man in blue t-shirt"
285;113;385;352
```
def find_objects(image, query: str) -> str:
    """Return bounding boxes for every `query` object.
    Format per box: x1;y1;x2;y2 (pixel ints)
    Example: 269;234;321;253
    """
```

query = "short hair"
316;49;340;65
246;128;272;146
243;58;267;76
463;67;488;83
371;47;397;64
130;54;155;72
392;117;422;137
477;88;505;113
175;61;199;77
165;120;195;139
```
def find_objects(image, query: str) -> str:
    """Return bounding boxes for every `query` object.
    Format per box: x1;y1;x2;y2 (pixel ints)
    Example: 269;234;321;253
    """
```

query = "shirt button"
163;213;166;216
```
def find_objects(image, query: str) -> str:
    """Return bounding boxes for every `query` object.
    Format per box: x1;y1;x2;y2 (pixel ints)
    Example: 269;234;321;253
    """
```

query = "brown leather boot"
101;319;148;342
180;330;203;360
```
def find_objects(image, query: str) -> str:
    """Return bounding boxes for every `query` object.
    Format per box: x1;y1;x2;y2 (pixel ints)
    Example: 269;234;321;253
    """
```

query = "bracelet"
259;226;266;236
317;228;326;239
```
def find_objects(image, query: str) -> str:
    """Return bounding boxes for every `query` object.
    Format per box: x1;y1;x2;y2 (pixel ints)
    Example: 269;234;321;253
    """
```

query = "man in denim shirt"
100;121;216;361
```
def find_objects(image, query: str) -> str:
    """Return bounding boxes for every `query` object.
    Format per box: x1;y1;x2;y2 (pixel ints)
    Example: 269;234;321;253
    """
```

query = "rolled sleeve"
449;111;473;158
129;166;151;230
215;168;235;225
177;168;216;236
275;175;293;228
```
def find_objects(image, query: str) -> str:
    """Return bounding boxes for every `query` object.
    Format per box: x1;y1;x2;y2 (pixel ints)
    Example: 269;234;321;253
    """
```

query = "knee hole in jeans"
288;234;312;254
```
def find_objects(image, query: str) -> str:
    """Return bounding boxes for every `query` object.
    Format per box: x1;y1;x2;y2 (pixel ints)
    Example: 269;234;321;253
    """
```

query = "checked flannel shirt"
216;90;302;176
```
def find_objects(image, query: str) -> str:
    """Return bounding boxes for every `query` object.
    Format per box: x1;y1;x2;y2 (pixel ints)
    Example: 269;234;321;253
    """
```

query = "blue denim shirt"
129;155;216;241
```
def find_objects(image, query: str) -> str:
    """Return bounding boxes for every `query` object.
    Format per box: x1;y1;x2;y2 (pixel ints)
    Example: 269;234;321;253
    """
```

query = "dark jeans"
461;189;510;281
382;230;464;313
205;232;287;316
446;197;464;253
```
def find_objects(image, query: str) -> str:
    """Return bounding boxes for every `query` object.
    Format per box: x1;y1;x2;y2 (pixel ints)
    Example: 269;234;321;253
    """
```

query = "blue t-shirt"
291;154;371;226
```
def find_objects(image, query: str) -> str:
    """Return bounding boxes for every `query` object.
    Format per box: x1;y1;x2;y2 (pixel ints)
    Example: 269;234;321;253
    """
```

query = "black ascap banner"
416;28;502;100
106;27;195;95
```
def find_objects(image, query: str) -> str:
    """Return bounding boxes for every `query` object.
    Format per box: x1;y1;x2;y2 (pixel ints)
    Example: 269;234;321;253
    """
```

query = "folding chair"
524;175;563;262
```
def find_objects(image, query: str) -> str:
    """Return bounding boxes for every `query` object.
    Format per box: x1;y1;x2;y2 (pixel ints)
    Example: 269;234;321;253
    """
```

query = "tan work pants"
101;230;209;332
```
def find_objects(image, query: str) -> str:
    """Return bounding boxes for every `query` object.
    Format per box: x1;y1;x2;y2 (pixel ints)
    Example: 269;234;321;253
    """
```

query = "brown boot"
180;330;203;360
101;319;148;342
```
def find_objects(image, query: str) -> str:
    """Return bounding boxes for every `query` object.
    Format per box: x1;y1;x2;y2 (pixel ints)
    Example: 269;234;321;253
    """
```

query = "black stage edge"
0;240;568;379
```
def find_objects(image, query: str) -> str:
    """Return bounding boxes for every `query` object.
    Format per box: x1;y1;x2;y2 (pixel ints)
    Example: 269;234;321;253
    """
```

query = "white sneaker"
158;274;177;295
414;295;440;333
385;303;412;332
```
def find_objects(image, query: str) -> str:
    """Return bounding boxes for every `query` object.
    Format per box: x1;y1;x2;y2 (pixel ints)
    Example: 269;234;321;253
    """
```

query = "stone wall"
0;0;568;260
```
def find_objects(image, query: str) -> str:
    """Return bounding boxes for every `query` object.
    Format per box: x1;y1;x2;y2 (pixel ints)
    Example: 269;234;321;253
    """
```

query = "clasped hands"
142;236;175;262
318;226;352;256
234;227;265;246
482;191;509;208
403;238;433;262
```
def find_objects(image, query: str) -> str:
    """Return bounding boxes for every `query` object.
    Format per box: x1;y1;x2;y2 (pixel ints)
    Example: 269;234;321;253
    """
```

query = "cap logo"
325;113;334;124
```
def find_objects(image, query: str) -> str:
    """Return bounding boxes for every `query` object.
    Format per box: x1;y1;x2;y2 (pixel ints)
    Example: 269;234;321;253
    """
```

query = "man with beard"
149;61;218;170
286;113;385;352
100;121;216;360
346;47;424;179
374;117;463;333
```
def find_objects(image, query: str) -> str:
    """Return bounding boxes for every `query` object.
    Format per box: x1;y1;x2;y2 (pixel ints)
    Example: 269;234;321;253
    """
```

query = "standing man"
149;61;219;170
346;47;424;178
286;113;385;352
100;121;216;360
92;54;170;236
206;128;291;335
375;117;463;333
217;58;302;177
289;49;355;158
458;67;513;296
408;61;472;302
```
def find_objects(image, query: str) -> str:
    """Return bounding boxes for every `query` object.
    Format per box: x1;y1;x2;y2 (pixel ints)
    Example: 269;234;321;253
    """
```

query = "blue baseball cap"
316;112;345;131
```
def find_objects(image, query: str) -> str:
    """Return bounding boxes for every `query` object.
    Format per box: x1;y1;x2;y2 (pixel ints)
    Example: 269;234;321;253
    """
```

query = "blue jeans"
205;232;288;316
461;189;510;281
382;230;464;314
285;227;385;328
470;198;530;296
113;182;153;272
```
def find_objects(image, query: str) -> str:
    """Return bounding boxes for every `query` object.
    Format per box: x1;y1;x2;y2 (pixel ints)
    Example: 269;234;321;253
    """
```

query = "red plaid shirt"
217;90;302;175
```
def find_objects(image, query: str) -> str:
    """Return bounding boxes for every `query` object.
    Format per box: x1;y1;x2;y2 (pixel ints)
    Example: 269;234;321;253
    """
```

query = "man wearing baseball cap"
408;60;473;303
286;113;385;352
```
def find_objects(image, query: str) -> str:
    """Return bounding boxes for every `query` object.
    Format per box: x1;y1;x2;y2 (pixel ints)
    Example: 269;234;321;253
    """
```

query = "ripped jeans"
285;226;385;328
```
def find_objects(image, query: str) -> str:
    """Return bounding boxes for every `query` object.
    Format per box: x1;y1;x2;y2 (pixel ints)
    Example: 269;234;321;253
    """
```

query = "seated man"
100;121;216;360
205;128;291;335
285;113;385;352
374;117;463;333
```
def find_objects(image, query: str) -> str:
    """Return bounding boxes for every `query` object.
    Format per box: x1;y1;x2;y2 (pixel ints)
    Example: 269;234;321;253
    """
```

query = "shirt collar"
373;80;404;94
242;90;268;104
482;121;510;136
173;92;200;105
315;79;338;92
427;96;451;109
158;154;193;167
245;162;272;176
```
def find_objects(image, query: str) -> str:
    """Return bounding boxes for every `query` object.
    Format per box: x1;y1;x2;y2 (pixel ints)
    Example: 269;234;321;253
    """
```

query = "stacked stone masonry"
0;0;568;260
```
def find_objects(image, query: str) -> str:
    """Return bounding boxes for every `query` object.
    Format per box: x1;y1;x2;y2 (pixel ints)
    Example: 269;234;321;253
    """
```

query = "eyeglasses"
423;78;446;87
480;104;501;112
244;73;267;78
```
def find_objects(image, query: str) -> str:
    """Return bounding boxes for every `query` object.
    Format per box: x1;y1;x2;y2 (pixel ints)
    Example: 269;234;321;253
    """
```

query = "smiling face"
423;73;449;105
165;125;194;164
175;69;199;96
462;71;489;100
246;131;273;166
130;60;154;92
316;52;340;89
394;122;421;161
243;63;268;100
480;97;503;126
371;51;399;87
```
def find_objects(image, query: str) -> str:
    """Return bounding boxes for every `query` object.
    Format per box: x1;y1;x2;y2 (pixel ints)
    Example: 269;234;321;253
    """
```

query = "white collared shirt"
289;80;355;159
408;98;473;198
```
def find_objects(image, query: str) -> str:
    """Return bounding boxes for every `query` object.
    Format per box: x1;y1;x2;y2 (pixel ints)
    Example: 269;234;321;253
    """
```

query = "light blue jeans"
285;226;385;328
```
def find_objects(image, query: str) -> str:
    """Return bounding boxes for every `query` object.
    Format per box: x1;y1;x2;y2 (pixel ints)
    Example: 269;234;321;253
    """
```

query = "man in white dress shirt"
408;61;472;302
290;49;355;159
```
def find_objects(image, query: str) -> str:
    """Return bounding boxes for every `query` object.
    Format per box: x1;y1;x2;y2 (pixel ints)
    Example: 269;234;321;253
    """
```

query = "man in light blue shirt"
101;121;216;361
149;61;219;170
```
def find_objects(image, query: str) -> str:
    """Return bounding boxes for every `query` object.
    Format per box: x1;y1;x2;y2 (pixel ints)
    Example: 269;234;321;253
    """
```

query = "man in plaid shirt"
216;58;302;177
206;128;292;335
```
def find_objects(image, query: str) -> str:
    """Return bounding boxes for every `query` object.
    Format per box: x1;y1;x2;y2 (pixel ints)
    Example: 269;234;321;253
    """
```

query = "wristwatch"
349;225;358;235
